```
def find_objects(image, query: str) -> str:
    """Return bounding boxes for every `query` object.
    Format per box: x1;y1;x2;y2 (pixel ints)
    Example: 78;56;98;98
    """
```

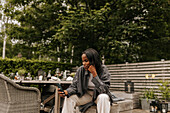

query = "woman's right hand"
58;89;68;98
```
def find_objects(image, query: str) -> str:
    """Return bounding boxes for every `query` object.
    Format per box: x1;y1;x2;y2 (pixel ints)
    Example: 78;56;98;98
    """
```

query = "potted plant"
18;69;26;80
141;74;157;110
141;88;157;110
158;80;170;111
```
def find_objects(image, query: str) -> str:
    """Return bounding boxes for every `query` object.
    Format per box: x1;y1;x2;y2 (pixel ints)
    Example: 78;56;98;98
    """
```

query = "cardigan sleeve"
91;65;110;93
66;67;80;97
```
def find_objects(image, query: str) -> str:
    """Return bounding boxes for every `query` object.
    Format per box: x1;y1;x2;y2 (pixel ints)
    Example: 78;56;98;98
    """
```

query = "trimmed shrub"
0;58;75;77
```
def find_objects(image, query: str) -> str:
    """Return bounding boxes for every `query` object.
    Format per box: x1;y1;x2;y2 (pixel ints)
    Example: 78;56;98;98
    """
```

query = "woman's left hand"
88;65;97;77
58;89;68;98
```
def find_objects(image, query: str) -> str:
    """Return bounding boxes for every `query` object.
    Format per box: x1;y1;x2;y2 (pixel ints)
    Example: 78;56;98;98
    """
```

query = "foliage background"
0;58;74;76
0;0;169;66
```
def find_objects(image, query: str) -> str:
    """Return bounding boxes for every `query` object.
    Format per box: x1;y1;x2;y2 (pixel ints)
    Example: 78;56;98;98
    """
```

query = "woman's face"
82;54;90;70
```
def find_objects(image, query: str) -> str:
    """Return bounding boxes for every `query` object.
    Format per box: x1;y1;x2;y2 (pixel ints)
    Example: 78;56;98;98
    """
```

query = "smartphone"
56;83;64;92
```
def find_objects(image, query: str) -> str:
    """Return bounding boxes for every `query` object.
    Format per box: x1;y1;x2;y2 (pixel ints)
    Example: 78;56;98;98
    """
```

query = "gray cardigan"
66;65;113;112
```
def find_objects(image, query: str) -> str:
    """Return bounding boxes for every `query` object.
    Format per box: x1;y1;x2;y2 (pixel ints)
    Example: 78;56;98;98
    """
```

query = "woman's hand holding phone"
58;89;68;98
57;84;68;98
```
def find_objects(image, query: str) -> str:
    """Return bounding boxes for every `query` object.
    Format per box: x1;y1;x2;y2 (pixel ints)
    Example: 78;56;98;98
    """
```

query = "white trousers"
61;90;110;113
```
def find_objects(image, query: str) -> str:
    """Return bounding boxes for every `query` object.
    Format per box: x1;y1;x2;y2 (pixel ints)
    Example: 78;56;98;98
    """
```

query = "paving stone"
85;106;96;113
85;103;119;113
120;109;150;113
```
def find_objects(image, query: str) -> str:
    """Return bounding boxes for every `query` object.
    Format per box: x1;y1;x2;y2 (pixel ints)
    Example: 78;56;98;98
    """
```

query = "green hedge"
0;58;75;77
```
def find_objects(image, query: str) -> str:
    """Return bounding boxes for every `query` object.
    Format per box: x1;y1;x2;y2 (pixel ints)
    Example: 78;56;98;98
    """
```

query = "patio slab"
120;109;170;113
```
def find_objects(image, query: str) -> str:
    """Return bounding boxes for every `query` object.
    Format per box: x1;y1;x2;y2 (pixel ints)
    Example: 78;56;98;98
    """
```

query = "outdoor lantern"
160;101;168;113
150;101;159;113
125;80;134;93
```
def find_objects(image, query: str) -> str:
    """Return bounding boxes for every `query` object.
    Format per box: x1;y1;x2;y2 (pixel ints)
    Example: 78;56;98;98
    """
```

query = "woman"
59;48;113;113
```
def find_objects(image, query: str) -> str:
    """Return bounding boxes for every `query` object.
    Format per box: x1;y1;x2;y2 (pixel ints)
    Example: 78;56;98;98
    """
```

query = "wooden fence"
72;60;170;96
107;60;170;96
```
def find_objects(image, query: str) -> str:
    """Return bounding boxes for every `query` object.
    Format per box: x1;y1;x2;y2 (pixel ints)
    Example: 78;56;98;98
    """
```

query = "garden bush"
0;58;75;77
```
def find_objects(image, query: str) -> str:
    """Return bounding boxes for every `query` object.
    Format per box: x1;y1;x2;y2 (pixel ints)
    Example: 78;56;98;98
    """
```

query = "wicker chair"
0;74;41;113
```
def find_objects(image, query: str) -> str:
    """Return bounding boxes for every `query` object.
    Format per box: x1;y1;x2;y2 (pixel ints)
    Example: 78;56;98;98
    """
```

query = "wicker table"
14;80;72;113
